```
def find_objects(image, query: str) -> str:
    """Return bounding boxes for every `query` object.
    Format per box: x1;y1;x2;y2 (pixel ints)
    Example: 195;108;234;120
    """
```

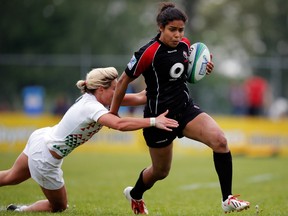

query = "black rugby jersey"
125;34;192;116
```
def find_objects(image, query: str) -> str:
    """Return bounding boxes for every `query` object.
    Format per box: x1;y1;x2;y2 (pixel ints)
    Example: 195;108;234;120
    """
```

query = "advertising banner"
0;113;287;157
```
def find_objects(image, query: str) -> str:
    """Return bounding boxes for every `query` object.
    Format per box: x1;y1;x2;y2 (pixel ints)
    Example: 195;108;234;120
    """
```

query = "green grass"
0;152;287;215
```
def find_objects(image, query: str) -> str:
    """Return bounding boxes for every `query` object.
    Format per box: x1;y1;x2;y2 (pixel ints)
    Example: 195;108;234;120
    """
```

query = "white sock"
19;205;28;211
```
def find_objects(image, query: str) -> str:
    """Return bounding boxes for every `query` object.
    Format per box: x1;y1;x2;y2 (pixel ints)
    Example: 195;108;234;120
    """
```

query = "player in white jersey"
0;67;179;213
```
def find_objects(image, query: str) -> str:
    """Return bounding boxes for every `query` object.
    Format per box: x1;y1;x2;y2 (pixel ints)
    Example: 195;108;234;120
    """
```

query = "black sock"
213;151;233;201
130;169;152;200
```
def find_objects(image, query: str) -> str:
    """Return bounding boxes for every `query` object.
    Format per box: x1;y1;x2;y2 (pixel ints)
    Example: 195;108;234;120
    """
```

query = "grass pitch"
0;151;287;215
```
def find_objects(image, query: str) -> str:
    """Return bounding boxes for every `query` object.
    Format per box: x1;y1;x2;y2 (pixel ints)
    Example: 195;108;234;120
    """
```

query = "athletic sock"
213;151;233;201
130;169;151;200
19;205;28;212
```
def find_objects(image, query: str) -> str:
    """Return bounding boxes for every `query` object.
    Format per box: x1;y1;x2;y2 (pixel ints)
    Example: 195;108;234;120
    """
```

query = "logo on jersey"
167;49;177;53
127;55;137;70
170;63;184;79
183;51;188;63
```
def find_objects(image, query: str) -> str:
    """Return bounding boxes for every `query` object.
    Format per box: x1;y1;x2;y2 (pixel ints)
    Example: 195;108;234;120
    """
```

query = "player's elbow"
115;123;130;131
111;120;129;131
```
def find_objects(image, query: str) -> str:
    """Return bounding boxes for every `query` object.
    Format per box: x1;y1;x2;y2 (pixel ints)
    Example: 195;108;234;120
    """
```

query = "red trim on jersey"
134;41;161;77
181;37;191;48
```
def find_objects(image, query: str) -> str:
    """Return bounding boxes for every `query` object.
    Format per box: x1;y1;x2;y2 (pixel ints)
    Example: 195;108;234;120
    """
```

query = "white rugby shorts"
23;127;64;190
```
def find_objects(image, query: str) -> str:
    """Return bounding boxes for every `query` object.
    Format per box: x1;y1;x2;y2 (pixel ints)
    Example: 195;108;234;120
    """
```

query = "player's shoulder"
139;36;161;53
77;94;104;109
180;37;191;47
134;37;161;64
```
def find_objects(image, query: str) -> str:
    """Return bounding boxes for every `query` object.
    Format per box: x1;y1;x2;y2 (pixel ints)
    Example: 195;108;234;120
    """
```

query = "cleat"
124;186;149;215
7;204;21;211
222;195;250;213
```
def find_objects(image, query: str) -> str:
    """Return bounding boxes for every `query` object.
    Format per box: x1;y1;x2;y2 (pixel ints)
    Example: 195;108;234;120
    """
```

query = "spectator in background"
52;95;70;116
268;97;288;120
229;81;247;115
244;76;268;116
0;101;11;112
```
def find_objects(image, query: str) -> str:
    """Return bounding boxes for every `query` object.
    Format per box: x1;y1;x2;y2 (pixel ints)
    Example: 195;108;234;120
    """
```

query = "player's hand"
155;110;179;131
206;53;214;75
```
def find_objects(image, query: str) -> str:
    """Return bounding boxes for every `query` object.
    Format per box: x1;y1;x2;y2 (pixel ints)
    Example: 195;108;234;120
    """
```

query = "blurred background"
0;0;288;156
1;0;288;116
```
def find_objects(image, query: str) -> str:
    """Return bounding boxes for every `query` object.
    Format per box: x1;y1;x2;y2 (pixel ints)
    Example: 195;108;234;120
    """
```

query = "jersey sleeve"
182;37;191;48
125;53;140;78
125;41;161;78
86;101;109;122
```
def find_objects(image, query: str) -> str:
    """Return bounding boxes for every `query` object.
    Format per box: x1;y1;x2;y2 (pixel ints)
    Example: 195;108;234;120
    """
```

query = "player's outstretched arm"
98;110;178;132
121;90;146;106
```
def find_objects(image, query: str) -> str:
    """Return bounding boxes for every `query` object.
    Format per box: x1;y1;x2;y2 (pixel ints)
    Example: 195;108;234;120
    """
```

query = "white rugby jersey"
46;93;109;157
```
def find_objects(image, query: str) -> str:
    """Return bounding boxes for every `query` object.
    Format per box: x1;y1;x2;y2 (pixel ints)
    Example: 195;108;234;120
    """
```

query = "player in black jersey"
110;2;250;214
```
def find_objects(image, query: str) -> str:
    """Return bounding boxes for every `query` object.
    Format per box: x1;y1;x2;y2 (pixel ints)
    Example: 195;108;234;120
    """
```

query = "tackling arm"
110;72;134;115
121;90;146;106
98;110;178;132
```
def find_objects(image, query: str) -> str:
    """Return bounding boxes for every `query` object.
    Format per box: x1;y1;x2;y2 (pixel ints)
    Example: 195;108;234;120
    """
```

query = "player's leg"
183;113;232;196
182;112;228;153
6;150;68;212
182;112;249;212
124;144;173;214
0;152;31;186
146;144;173;184
41;185;68;212
132;144;173;199
8;185;68;212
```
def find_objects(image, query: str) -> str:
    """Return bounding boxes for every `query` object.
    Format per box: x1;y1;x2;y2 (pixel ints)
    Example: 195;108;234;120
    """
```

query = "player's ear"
97;86;104;93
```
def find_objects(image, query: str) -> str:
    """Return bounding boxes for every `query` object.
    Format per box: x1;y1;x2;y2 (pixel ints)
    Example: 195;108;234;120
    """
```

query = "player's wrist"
150;117;156;127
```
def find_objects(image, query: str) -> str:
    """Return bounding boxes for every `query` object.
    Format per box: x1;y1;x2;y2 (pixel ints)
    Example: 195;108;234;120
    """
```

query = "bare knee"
51;203;68;212
158;170;169;180
154;167;170;180
209;132;228;152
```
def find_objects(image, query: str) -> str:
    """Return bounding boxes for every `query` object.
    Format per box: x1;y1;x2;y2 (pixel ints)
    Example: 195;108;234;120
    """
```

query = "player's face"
97;79;117;106
159;20;185;48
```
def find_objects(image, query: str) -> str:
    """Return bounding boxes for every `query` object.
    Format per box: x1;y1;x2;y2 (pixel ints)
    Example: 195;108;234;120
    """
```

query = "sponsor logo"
183;51;188;62
156;138;168;144
127;55;137;70
167;49;177;53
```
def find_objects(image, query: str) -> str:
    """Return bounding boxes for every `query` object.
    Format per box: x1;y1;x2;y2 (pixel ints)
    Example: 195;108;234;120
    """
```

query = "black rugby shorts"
143;100;203;148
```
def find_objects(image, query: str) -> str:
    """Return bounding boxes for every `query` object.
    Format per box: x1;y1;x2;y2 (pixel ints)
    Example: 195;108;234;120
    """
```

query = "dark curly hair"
156;2;188;28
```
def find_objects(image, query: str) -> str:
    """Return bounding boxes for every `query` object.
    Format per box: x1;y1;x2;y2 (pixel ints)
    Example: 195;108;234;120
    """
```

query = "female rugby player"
110;2;250;214
0;67;178;212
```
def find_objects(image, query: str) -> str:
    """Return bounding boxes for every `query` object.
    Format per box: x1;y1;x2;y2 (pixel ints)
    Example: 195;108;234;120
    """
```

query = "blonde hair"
76;67;118;93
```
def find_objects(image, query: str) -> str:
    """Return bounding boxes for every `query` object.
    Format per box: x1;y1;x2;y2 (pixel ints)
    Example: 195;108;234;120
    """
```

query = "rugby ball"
187;42;211;83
